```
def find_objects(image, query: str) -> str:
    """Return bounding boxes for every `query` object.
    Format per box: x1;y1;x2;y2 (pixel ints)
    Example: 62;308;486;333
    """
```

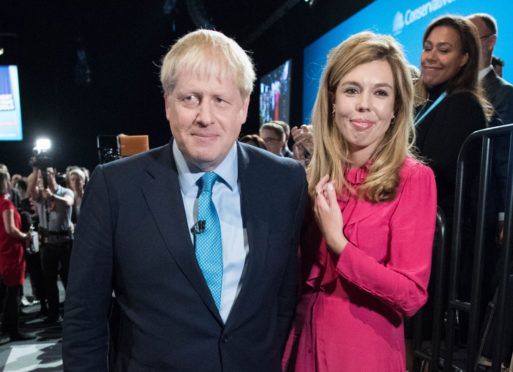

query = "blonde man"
63;29;308;372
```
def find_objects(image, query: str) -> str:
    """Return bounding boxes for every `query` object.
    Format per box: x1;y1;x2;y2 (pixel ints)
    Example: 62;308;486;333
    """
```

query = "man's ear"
240;96;250;124
488;34;497;53
164;95;171;121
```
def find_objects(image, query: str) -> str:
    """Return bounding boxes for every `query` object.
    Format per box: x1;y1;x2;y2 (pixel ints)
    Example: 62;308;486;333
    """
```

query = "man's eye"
185;95;199;102
215;97;229;105
180;95;200;106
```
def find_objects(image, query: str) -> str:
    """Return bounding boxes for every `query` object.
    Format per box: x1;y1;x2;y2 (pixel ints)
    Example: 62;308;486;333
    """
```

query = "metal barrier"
413;207;447;372
445;123;513;372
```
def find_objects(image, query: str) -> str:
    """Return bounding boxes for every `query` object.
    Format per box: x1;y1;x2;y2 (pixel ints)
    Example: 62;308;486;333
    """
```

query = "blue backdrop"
303;0;513;123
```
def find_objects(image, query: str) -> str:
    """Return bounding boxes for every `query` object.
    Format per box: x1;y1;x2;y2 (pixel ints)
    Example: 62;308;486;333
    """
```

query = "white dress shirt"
478;65;493;81
173;141;248;323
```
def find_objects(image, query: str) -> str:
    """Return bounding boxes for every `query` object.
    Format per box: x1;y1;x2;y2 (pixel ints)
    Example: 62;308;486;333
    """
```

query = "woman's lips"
351;119;374;130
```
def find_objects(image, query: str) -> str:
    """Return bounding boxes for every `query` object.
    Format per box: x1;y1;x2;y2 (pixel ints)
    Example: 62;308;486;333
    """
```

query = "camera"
30;148;53;170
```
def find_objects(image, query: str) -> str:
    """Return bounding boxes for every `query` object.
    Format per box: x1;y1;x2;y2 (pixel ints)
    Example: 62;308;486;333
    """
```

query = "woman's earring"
332;105;336;117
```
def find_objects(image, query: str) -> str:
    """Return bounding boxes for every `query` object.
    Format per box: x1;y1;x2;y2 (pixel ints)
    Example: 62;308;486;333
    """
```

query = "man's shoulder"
58;185;74;197
485;71;513;92
238;142;304;176
100;143;171;176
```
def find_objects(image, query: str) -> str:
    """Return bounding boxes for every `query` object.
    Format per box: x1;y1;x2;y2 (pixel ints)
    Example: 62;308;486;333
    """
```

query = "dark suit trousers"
41;241;71;319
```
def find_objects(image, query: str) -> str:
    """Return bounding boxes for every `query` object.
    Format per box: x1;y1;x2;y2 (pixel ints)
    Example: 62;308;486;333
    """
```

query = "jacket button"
222;336;229;343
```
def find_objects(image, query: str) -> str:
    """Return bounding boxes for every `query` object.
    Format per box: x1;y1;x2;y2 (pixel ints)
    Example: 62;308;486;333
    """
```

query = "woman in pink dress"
283;32;437;371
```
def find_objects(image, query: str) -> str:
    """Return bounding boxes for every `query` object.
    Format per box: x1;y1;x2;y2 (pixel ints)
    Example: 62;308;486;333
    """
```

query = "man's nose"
197;100;215;126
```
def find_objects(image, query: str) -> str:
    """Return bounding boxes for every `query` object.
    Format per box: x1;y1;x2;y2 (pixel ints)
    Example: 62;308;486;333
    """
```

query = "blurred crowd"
0;162;88;341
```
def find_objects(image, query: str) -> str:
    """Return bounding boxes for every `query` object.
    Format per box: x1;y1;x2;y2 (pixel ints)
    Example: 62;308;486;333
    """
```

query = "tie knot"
198;172;218;194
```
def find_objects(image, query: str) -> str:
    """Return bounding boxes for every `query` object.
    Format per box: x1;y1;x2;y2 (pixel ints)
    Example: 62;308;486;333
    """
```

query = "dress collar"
345;164;369;187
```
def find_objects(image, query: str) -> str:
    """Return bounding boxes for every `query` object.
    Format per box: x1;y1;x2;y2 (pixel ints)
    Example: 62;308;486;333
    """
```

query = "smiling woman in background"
282;32;437;371
415;15;487;222
414;16;489;311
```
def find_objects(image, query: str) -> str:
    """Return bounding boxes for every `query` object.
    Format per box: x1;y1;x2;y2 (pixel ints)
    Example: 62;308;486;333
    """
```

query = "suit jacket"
62;142;308;372
482;69;513;211
482;69;513;125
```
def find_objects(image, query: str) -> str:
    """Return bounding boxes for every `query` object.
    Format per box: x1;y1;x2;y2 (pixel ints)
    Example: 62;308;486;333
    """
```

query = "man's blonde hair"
160;29;255;99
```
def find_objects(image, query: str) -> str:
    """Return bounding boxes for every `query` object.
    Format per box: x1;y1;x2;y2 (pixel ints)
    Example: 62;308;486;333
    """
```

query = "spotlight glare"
35;138;52;152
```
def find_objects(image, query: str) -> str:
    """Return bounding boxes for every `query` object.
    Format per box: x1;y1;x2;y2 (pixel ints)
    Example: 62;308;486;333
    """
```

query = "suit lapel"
225;144;269;329
483;69;499;102
141;143;222;323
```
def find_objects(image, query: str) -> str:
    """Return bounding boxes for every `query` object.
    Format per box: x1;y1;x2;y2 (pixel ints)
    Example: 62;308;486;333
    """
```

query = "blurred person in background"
260;121;287;156
275;120;294;158
414;15;489;352
492;56;504;78
291;124;313;168
239;134;267;149
0;170;34;341
27;165;73;324
67;167;86;224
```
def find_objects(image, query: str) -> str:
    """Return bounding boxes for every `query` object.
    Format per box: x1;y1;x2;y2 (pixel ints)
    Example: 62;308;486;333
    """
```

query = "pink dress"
283;157;437;372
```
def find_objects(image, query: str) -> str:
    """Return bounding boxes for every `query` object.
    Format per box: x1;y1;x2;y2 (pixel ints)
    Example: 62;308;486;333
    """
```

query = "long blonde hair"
308;32;415;203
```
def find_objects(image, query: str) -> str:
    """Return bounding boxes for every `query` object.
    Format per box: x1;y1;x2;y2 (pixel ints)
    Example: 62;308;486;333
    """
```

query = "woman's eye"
344;87;359;95
375;90;389;97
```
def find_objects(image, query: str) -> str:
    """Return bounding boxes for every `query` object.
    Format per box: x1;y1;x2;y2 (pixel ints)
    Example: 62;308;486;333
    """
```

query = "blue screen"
0;65;23;141
259;60;292;125
303;0;513;123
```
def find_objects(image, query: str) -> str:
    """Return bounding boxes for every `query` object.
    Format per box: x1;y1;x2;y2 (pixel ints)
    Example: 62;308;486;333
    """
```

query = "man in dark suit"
469;13;513;362
62;29;308;372
468;14;513;125
469;13;512;237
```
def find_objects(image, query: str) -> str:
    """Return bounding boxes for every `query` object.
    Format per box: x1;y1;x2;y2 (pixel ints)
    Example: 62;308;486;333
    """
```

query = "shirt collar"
173;140;238;196
478;65;493;81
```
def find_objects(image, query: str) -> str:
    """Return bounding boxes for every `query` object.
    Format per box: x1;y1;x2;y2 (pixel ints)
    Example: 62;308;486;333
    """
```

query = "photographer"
27;164;73;324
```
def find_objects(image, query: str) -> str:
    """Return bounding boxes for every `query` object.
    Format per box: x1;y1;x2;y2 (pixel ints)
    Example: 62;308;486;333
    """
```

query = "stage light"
34;138;51;152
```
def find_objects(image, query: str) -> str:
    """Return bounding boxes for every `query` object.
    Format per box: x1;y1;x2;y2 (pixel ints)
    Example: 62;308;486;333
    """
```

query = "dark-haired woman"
414;16;489;345
415;15;487;223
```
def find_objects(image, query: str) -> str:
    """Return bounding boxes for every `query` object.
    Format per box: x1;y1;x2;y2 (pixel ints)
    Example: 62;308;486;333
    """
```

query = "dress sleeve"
335;163;437;317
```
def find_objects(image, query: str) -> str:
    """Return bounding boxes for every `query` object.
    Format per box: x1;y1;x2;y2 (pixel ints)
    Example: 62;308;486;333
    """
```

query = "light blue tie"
196;172;223;309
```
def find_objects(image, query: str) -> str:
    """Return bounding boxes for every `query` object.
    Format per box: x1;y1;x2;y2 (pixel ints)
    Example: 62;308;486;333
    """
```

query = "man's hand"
41;188;54;200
